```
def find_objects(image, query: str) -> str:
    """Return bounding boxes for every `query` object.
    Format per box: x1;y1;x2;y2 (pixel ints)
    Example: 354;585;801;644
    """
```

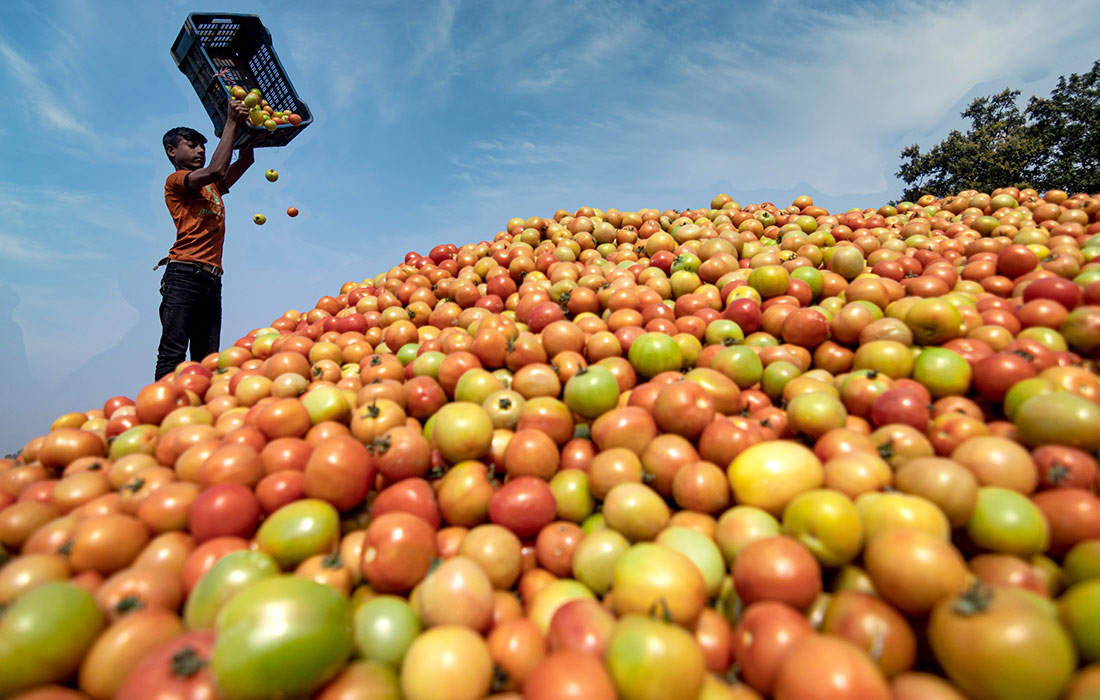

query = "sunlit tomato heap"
5;185;1100;700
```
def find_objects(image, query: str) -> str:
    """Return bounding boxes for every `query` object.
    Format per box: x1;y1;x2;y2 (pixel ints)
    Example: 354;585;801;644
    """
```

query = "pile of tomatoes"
4;187;1100;700
227;85;303;132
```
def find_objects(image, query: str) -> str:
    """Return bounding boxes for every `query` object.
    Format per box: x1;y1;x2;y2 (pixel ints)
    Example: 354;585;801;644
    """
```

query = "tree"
895;89;1040;202
1025;60;1100;195
896;59;1100;201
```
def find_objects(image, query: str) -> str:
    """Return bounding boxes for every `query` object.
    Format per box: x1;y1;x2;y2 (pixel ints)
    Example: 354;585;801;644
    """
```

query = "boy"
154;99;254;380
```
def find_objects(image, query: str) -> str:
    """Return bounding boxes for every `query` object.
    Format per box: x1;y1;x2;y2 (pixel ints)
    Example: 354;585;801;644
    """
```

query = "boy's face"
167;138;206;170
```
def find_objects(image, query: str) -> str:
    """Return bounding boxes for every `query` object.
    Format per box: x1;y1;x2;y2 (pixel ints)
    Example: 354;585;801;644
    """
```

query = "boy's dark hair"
162;127;207;163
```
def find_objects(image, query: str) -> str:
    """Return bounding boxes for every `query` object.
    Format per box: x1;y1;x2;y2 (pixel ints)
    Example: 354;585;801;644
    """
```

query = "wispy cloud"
0;184;155;271
409;0;460;77
443;0;1100;210
0;40;91;136
0;232;109;264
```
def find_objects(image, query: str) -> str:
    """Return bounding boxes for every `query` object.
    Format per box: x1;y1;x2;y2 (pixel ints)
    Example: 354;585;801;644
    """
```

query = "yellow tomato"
728;441;823;516
782;489;863;567
855;492;950;540
611;543;707;626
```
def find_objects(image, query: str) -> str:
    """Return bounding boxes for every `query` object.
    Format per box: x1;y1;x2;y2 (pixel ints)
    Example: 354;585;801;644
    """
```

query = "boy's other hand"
227;99;249;125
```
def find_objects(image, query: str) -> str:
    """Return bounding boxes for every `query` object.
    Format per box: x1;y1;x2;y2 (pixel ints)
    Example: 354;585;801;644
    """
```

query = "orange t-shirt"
164;170;229;270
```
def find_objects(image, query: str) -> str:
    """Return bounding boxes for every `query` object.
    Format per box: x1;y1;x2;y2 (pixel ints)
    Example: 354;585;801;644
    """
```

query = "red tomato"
546;598;616;658
188;483;261;543
489;477;557;539
819;591;917;677
523;650;616;700
254;470;305;513
487;618;546;692
371;478;441;529
361;512;437;593
302;435;375;511
732;601;814;695
733;536;821;611
772;634;890;700
693;607;734;673
115;630;223;700
1032;488;1100;556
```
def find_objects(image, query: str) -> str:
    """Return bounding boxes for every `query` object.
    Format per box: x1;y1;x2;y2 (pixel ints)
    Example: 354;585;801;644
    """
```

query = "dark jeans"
155;263;222;379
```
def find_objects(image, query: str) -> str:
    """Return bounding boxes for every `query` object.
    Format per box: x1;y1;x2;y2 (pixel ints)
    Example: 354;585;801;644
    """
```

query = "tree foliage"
897;60;1100;202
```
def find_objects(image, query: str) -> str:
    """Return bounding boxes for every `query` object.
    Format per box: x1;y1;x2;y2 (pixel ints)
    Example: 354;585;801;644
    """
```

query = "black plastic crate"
170;13;312;148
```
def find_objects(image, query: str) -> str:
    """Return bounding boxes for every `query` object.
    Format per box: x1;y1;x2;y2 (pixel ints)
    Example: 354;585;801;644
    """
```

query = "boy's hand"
227;99;249;125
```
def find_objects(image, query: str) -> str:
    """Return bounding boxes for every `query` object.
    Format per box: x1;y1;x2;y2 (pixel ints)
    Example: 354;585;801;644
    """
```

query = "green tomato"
1015;391;1100;452
184;549;280;629
790;266;824;299
396;343;419;366
572;528;630;595
627;333;683;379
254;499;340;569
453;368;506;405
967;487;1050;557
710;345;763;388
670;253;701;273
353;595;421;667
748;265;789;298
431;402;494;463
669;270;702;297
1064;540;1100;586
411;351;446;379
1002;377;1056;421
581;512;607;535
912;347;971;398
761;360;800;400
0;581;105;696
654;526;725;598
563;365;620;419
213;576;353;699
1060;579;1100;662
549;468;595;522
300;385;350;424
108;424;159;459
605;614;705;700
703;319;744;347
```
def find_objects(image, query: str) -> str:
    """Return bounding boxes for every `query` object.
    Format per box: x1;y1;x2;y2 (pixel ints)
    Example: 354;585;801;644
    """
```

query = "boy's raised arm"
225;147;255;188
185;100;249;190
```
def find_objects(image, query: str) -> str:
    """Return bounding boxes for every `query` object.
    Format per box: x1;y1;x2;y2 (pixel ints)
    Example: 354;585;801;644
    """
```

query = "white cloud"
0;40;91;136
444;0;1100;210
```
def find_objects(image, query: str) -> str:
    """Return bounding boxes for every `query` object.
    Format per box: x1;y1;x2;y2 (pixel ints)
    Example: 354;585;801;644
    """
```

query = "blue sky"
2;0;1099;449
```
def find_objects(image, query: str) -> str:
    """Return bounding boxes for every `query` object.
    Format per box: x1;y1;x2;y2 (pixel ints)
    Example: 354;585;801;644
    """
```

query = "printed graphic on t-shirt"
201;184;224;218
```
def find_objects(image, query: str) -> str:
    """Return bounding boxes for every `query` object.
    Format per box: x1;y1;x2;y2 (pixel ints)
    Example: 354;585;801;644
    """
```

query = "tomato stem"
647;597;673;623
115;595;145;615
171;646;208;678
1046;463;1070;485
952;580;994;616
491;665;511;693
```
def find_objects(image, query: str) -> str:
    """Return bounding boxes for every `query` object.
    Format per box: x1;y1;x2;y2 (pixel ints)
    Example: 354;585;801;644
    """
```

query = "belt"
154;257;223;277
